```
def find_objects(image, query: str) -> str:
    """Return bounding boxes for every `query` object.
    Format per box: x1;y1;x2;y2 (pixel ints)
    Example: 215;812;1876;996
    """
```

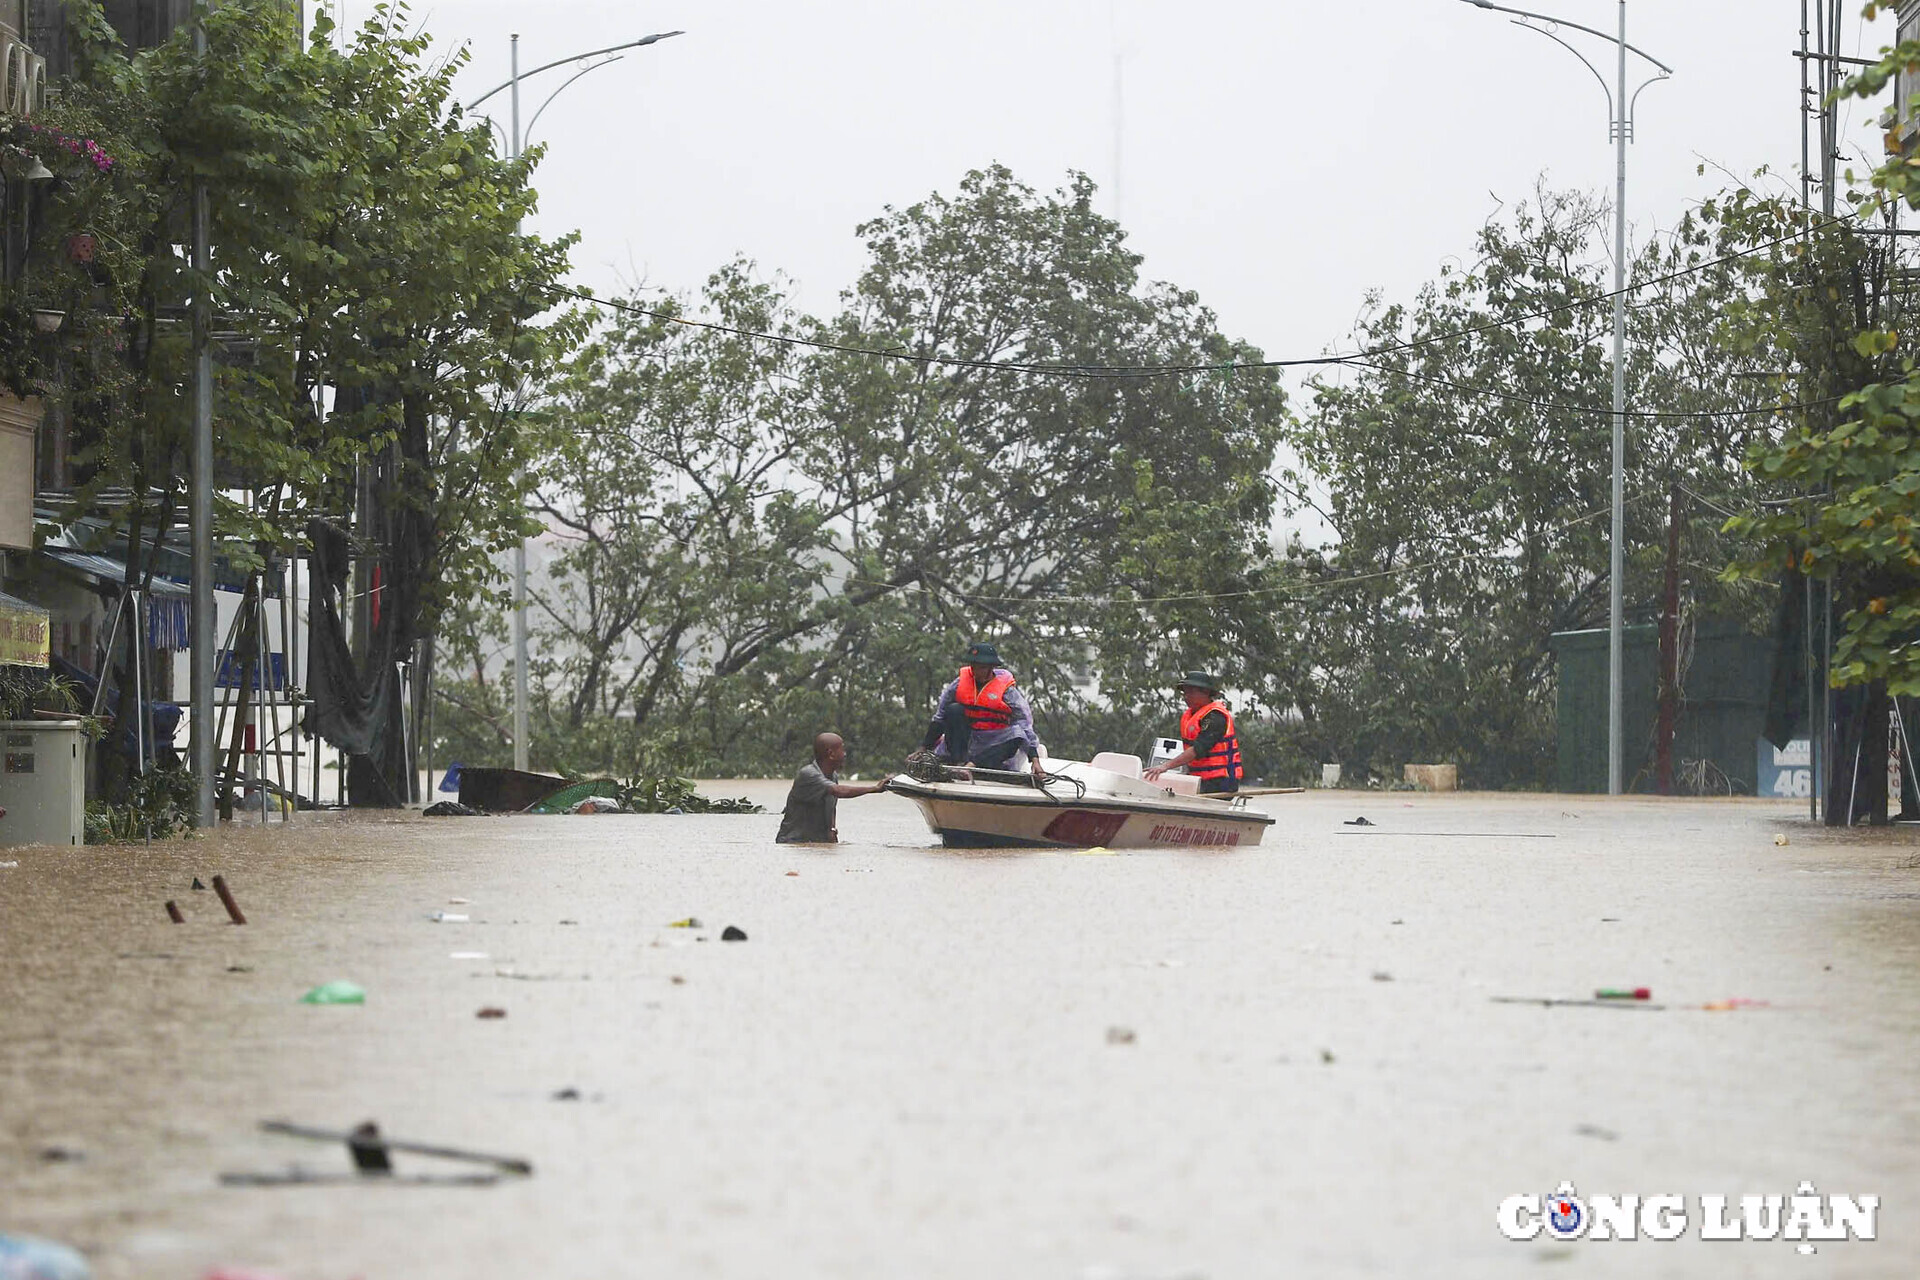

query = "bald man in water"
776;732;893;844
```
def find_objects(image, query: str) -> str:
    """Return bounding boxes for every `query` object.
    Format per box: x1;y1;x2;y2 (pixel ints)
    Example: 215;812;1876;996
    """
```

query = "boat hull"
889;772;1273;849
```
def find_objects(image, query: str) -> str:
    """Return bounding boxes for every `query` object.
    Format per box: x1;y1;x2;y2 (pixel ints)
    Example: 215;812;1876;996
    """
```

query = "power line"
558;205;1872;384
1318;355;1845;421
543;491;1662;609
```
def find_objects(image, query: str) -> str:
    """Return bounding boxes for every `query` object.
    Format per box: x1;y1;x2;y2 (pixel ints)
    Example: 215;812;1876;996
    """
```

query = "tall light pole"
464;29;682;773
1456;1;1670;795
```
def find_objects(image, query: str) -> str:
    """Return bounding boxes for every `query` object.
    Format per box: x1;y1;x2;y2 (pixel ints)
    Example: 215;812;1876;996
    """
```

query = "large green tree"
1721;9;1920;701
438;166;1290;777
27;1;579;803
1284;186;1781;787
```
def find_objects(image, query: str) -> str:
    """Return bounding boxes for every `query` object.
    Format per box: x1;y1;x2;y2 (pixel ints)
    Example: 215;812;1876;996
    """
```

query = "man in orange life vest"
921;641;1048;780
1142;671;1244;795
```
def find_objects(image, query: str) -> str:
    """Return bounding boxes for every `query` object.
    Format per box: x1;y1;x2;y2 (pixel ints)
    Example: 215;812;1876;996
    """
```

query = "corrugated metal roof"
0;588;49;618
42;549;192;598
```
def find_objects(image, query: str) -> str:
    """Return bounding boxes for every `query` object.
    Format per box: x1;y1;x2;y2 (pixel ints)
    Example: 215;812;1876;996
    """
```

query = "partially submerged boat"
887;752;1276;849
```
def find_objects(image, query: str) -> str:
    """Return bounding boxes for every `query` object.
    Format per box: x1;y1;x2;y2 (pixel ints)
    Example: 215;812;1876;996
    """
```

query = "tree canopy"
438;166;1291;778
30;0;577;630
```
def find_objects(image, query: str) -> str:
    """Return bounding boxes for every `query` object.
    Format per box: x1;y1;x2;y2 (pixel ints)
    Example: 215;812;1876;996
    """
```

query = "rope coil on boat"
903;750;951;783
1034;769;1085;805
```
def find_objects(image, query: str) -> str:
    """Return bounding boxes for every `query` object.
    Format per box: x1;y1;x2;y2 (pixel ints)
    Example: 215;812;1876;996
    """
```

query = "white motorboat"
887;752;1276;849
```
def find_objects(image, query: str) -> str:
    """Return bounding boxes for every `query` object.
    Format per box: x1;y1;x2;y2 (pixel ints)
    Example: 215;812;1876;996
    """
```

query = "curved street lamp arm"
1455;1;1673;74
1629;70;1671;133
463;31;683;111
524;54;624;147
1511;20;1612;120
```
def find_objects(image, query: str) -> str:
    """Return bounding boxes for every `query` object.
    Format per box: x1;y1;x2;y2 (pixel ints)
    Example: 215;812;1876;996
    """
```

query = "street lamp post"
464;29;682;774
1456;1;1670;796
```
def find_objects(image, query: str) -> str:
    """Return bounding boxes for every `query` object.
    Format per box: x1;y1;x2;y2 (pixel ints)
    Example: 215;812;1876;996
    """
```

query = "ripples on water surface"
2;787;1918;1277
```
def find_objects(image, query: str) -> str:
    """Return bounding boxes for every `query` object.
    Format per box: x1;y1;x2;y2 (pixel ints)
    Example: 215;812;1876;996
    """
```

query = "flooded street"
4;787;1919;1278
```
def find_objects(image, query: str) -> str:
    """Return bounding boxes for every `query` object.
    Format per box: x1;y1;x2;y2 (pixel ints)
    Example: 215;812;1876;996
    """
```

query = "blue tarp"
50;652;180;763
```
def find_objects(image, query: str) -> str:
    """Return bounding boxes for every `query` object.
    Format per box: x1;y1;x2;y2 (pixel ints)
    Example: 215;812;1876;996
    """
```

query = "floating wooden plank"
220;1168;501;1187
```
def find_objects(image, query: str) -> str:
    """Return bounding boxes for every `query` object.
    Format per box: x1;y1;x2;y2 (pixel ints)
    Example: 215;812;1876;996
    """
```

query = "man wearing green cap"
919;641;1047;779
1143;671;1243;795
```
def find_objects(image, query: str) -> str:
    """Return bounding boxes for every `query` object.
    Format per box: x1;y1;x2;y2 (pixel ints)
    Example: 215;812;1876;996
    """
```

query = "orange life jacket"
1180;700;1243;782
956;667;1017;732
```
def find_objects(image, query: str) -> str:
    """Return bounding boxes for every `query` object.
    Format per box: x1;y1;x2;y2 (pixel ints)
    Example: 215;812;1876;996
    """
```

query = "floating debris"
1492;996;1665;1010
212;875;247;925
223;1119;532;1185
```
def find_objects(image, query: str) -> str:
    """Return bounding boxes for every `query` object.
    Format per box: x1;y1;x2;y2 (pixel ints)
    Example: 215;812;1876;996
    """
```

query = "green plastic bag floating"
299;980;365;1005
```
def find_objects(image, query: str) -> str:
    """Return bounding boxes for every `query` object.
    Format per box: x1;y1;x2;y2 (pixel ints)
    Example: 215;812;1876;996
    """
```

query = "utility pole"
510;33;529;774
190;16;216;828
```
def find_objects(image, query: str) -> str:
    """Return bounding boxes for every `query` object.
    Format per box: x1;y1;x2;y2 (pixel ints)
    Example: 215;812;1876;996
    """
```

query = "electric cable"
555;204;1872;384
552;490;1666;609
1315;355;1845;422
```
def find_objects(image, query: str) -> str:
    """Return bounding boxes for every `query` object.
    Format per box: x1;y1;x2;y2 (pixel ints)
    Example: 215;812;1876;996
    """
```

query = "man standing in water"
777;732;892;844
919;641;1048;779
1143;671;1244;795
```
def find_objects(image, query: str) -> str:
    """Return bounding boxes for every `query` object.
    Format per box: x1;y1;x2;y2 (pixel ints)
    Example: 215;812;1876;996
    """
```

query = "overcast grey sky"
327;1;1893;378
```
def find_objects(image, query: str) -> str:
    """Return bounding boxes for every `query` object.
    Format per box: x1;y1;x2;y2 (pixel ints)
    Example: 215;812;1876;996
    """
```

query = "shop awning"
41;549;191;598
40;550;193;650
0;589;50;667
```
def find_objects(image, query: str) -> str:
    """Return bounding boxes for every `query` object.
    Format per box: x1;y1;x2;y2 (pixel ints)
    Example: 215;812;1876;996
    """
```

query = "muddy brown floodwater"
3;787;1919;1278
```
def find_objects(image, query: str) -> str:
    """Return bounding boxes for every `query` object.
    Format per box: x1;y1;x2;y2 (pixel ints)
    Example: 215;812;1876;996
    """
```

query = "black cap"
1174;670;1222;694
963;641;1002;666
